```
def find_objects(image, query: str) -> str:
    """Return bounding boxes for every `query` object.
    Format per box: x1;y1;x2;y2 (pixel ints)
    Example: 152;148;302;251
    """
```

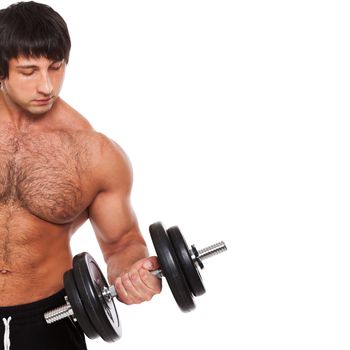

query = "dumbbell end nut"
192;241;227;269
44;296;76;324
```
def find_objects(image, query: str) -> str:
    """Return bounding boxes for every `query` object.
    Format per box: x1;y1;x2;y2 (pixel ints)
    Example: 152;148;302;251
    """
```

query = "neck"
0;92;57;131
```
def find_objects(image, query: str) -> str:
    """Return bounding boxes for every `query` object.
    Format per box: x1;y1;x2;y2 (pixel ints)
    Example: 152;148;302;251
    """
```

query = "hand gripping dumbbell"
44;222;227;342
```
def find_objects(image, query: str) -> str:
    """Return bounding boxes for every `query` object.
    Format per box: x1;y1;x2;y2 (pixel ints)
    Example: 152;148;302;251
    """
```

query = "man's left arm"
87;137;161;305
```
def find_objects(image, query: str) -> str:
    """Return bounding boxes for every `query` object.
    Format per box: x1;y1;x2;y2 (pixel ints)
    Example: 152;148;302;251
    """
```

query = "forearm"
99;230;162;305
105;240;149;284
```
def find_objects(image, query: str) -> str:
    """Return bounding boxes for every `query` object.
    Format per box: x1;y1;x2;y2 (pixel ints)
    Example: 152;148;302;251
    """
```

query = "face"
0;56;66;115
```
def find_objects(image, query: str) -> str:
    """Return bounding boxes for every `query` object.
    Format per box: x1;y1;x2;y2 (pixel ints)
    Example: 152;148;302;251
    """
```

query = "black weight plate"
72;253;122;342
149;222;195;312
64;269;98;339
167;226;206;297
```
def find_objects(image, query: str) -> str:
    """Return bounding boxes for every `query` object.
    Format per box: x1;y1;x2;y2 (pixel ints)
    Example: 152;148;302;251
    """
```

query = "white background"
2;0;350;349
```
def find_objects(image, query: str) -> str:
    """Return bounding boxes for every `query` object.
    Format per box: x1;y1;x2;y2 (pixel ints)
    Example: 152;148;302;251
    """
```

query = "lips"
32;97;54;105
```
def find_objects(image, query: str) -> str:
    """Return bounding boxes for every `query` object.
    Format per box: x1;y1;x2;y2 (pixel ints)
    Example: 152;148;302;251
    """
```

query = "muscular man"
0;2;161;349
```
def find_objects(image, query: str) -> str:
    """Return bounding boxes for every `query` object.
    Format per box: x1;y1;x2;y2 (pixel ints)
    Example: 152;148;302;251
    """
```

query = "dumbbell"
44;222;227;342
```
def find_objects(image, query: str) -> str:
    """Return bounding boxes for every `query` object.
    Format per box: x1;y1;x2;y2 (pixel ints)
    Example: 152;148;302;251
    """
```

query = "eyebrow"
16;65;38;69
16;61;63;69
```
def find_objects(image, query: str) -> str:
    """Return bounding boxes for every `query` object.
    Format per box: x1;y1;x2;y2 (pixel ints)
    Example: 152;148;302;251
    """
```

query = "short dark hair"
0;1;71;79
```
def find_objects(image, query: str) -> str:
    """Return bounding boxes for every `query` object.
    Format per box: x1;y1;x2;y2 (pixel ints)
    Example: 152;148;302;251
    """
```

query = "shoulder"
52;98;93;131
93;133;130;168
89;133;133;193
52;99;132;191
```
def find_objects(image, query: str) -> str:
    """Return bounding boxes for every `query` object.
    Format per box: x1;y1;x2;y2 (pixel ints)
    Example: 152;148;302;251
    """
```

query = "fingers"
114;267;162;305
139;267;162;292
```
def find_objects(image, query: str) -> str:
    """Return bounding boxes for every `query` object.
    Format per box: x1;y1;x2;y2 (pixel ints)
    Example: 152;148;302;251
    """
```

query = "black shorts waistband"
0;289;66;320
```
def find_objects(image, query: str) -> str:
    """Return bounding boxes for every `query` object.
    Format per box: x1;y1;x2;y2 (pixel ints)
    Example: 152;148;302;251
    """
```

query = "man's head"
0;1;71;80
0;1;71;115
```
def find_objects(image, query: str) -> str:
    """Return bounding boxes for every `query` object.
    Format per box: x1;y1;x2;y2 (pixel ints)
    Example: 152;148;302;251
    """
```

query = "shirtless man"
0;2;161;349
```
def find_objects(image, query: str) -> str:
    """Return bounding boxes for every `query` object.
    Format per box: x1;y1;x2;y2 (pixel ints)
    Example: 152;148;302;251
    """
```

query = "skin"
0;56;161;306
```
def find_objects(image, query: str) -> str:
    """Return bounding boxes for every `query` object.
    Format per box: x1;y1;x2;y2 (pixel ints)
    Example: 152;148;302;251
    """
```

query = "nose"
37;71;53;96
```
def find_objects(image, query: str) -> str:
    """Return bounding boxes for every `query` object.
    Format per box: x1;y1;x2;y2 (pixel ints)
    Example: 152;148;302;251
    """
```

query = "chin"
28;104;54;115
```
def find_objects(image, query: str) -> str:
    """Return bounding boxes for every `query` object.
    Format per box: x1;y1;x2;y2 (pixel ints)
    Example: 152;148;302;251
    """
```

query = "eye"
20;70;35;76
50;63;63;71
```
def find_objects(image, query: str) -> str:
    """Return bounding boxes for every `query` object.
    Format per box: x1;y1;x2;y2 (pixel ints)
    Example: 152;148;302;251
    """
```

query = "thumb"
142;256;160;270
